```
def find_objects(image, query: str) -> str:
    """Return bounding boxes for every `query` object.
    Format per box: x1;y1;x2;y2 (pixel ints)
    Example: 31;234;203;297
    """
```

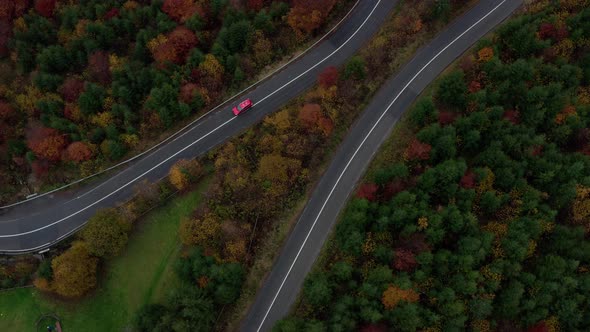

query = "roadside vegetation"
0;179;208;331
278;2;590;331
0;0;351;203
2;0;478;330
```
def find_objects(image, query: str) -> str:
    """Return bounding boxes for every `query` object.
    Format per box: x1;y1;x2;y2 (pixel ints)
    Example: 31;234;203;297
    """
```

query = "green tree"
344;56;366;80
80;208;132;258
304;273;333;307
78;82;106;115
435;71;467;109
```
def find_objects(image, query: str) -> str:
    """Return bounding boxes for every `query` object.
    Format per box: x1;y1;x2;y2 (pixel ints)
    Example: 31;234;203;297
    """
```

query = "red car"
232;99;253;116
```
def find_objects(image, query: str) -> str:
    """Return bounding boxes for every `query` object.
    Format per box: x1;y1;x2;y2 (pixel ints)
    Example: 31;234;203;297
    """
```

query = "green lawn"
0;178;209;331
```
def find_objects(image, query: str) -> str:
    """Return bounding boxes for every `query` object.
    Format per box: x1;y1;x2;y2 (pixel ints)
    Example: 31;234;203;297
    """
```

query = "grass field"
0;178;209;331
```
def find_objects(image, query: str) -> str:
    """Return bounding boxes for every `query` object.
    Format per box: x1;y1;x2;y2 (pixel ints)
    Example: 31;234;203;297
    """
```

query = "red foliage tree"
503;109;520;124
26;125;67;162
317;116;334;137
531;145;543;157
31;160;49;178
538;23;556;40
59;77;85;102
404;138;432;161
168;26;198;63
527;321;549;332
66;142;93;162
162;0;197;23
88;51;111;85
0;21;10;57
438;111;457;126
357;183;378;201
153;27;198;65
460;170;476;189
393;249;417;271
104;8;119;20
298;103;321;129
360;324;388;332
468;80;481;93
0;101;14;122
382;179;408;201
318;66;339;89
179;83;199;104
246;0;264;11
34;0;57;18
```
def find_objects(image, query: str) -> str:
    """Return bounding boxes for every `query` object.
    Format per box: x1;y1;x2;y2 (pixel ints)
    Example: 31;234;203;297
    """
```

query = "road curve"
241;1;523;331
0;0;397;253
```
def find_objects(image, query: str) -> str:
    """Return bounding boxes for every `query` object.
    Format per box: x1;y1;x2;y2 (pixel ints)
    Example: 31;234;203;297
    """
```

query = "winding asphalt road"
241;0;523;331
0;0;396;253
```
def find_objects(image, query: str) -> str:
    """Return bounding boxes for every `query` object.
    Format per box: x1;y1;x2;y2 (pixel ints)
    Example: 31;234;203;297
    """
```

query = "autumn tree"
26;125;67;162
298;103;321;129
169;158;203;191
51;241;98;298
318;66;339;89
246;0;264;11
198;54;225;91
34;0;56;18
65;142;94;162
80;208;132;258
153;27;198;65
162;0;197;23
179;213;221;248
357;183;378;201
59;77;85;102
381;285;419;309
255;154;302;199
88;51;111;85
287;0;337;36
404;138;432;161
393;249;417;271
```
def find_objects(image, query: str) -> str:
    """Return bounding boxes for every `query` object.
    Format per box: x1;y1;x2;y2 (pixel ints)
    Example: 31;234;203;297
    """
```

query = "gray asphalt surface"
0;0;395;253
241;1;523;331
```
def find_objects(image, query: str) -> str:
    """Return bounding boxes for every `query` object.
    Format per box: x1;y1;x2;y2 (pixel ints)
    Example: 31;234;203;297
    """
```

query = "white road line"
0;117;235;238
254;1;509;330
0;0;382;240
254;0;379;106
0;0;362;210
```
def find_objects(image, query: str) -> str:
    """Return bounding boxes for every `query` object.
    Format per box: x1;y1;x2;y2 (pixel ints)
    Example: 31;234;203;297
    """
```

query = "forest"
0;0;344;203
276;2;590;332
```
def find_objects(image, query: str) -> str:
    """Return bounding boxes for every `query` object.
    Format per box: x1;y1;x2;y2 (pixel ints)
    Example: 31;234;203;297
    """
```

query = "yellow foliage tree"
381;284;419;309
169;159;203;191
51;241;98;298
477;47;494;62
179;213;221;248
572;185;590;231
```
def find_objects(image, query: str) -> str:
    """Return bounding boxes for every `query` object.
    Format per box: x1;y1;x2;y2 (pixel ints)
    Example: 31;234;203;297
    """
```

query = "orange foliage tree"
153;27;198;65
65;142;93;162
169;158;203;191
26;125;67;162
298;103;321;129
50;241;98;298
381;284;419;309
477;47;494;62
287;0;337;36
